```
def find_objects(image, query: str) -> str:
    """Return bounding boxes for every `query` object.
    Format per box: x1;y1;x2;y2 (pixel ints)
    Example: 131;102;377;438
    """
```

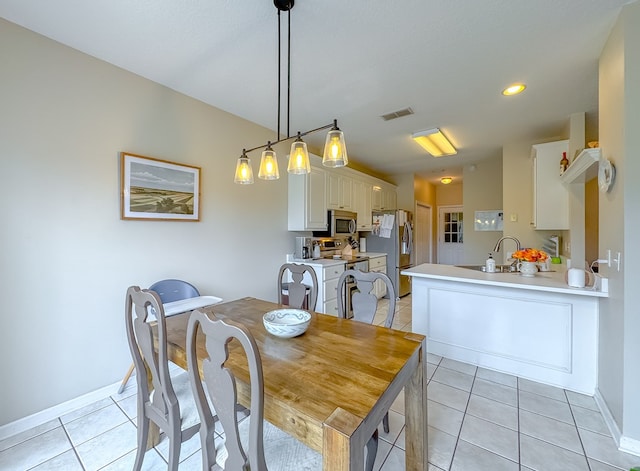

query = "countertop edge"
402;264;608;298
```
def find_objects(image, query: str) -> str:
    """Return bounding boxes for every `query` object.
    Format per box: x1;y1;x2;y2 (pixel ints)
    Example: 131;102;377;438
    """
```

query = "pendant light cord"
277;9;281;140
287;8;291;138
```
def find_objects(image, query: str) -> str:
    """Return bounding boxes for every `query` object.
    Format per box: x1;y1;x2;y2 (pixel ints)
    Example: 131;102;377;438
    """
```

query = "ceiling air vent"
381;107;414;121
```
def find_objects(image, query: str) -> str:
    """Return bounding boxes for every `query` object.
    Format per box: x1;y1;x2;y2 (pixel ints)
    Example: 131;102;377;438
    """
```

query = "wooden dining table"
164;297;428;471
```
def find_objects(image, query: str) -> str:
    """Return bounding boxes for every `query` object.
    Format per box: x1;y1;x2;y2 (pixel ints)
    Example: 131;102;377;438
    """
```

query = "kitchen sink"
455;264;555;273
456;264;519;273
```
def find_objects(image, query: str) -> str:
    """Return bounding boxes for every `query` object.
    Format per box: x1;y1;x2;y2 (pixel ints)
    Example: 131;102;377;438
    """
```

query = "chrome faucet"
493;236;522;254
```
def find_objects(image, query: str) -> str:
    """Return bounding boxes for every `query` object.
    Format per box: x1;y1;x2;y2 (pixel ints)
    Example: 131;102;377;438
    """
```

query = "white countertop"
288;252;387;268
402;263;608;298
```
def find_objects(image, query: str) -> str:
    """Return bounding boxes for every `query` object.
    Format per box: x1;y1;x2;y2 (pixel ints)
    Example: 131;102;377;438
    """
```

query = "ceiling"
0;0;630;184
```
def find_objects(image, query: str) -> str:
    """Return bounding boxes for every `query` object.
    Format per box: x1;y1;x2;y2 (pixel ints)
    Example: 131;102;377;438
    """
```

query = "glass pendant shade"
234;152;254;184
322;123;348;168
258;143;279;180
288;134;311;174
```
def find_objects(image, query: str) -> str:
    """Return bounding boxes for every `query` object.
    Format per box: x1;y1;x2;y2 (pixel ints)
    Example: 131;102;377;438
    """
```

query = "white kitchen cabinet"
531;140;569;230
311;262;345;316
327;172;353;211
288;164;327;231
368;254;387;299
353;179;373;231
372;185;397;211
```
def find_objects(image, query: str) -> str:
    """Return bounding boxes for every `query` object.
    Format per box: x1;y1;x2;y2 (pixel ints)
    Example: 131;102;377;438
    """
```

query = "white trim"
594;388;640;458
0;378;132;442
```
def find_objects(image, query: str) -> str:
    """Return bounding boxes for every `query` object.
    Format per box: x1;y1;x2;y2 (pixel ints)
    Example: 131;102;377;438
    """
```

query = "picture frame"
120;152;200;221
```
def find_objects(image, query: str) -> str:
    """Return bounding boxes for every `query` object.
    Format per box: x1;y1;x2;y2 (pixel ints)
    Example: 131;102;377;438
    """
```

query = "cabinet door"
353;180;372;230
531;140;569;230
327;173;353;210
382;188;397;210
288;165;327;231
307;167;328;229
372;186;382;210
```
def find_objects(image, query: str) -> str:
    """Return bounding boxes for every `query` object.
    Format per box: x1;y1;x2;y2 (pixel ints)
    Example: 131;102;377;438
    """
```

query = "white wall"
462;156;503;265
598;1;640;447
0;19;299;425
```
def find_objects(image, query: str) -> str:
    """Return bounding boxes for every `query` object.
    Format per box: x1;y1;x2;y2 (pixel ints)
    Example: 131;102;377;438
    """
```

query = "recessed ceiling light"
502;83;526;96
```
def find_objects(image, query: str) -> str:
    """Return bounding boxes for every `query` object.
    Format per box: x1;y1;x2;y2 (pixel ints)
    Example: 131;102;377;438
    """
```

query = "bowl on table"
263;309;311;338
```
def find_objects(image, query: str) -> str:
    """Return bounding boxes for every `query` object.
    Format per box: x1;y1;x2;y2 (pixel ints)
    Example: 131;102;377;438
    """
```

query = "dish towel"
380;214;395;238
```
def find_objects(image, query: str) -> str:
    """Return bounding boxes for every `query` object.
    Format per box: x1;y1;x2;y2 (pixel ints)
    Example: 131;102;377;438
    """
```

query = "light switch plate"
510;213;518;222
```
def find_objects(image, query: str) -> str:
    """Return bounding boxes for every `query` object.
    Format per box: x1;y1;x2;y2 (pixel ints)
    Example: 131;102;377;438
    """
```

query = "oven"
344;258;369;319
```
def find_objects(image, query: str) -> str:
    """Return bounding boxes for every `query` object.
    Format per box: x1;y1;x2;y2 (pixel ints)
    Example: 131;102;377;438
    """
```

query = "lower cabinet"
368;255;387;299
312;263;345;316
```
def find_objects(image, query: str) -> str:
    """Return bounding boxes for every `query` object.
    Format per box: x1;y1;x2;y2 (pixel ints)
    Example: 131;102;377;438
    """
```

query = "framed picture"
120;152;200;221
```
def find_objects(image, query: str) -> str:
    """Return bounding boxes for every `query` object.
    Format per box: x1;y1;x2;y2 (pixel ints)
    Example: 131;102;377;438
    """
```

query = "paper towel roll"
359;238;366;252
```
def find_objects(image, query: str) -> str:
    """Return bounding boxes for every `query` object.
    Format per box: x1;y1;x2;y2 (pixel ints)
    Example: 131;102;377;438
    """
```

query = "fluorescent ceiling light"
411;128;457;157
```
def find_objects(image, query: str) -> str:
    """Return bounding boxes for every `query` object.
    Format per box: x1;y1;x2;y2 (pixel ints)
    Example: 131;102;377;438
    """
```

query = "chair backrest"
125;286;181;432
187;309;268;471
337;269;396;327
277;263;318;310
149;279;200;304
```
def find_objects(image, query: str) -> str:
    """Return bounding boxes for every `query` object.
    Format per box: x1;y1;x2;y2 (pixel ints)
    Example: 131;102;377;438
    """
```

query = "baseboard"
0;378;130;442
594;388;640;458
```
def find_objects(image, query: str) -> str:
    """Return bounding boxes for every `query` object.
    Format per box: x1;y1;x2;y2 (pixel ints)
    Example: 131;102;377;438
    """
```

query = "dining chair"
337;269;397;471
117;279;201;394
125;286;200;471
277;263;318;310
187;309;269;470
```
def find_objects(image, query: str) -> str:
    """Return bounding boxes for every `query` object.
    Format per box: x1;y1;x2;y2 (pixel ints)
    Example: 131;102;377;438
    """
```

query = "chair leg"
366;428;379;471
133;416;149;471
383;411;390;433
167;436;181;471
117;363;135;394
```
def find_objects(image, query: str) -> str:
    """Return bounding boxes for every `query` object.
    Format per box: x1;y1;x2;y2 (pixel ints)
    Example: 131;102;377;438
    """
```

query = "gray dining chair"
117;279;201;394
187;309;268;470
277;263;318;310
337;269;397;471
125;286;200;471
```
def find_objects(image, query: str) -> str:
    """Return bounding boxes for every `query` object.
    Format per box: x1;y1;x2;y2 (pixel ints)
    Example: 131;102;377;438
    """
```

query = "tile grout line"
58;417;87;471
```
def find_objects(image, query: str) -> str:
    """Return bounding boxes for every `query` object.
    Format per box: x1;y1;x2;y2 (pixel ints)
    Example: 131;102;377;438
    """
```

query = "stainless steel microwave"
312;210;358;237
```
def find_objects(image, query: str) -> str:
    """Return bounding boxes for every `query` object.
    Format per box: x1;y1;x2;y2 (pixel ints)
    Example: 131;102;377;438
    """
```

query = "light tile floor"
2;296;639;470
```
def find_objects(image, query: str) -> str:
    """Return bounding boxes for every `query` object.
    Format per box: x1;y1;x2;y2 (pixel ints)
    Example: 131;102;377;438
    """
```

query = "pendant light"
288;132;311;174
234;150;254;184
322;119;348;167
233;0;347;184
258;142;279;180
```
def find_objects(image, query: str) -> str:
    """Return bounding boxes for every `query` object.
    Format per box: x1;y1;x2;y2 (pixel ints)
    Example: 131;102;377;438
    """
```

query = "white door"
438;205;464;265
414;202;432;265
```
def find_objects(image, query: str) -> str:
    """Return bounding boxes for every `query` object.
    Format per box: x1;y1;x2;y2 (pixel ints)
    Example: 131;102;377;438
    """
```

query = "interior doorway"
438;205;464;265
414;201;432;265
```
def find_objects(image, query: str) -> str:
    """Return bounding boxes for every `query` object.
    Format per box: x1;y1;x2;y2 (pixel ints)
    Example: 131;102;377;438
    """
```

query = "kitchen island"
402;264;608;394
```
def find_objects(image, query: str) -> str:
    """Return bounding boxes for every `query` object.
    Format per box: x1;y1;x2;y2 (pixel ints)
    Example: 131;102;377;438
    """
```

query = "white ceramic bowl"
263;309;311;338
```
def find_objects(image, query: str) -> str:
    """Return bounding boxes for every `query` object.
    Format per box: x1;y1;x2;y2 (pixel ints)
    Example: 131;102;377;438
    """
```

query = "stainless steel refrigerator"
365;209;414;298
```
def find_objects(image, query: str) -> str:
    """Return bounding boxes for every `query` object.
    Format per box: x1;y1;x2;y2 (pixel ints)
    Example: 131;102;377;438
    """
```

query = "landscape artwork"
121;152;200;221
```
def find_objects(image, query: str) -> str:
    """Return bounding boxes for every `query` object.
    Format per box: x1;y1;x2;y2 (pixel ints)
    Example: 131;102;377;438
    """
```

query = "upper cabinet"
327;173;353;211
531;140;569;230
288;163;328;231
372;185;397;211
353;179;373;230
288;157;396;232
